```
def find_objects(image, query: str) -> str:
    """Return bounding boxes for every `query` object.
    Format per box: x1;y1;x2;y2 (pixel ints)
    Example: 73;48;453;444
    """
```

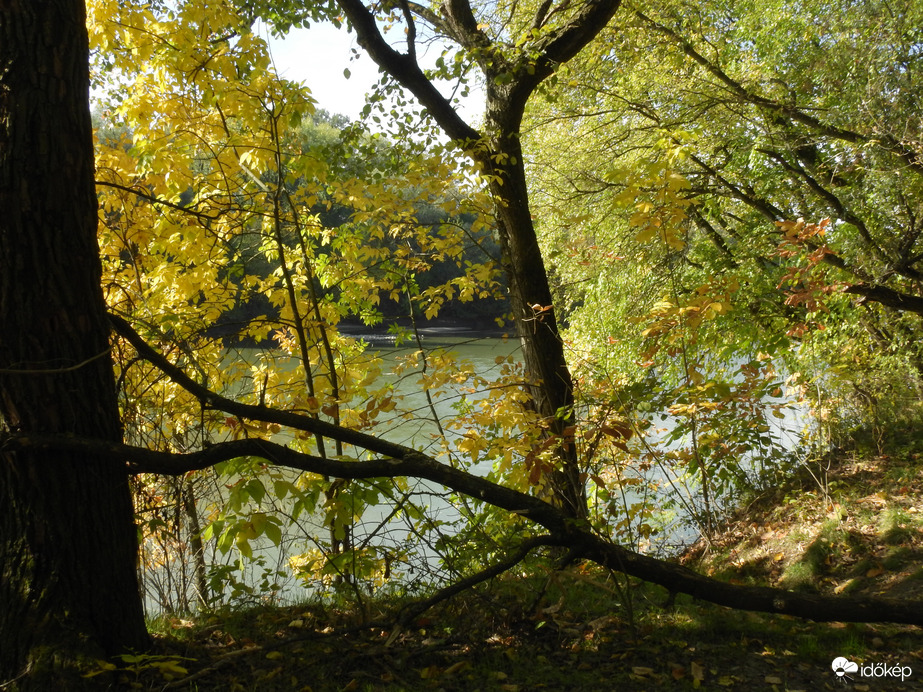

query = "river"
141;334;806;614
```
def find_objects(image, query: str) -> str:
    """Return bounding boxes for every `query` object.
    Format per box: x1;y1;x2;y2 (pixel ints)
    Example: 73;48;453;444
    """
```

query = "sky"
260;22;380;121
260;22;483;126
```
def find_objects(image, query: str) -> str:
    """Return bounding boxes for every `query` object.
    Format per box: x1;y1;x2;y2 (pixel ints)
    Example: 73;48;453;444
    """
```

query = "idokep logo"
832;656;913;683
832;657;859;680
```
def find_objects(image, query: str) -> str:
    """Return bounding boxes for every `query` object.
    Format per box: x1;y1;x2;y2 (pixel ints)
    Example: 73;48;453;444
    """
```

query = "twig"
0;348;110;375
388;534;558;644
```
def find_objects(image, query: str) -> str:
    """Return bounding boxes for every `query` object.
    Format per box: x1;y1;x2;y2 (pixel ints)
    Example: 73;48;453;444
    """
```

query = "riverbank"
117;436;923;690
337;316;513;343
215;316;513;349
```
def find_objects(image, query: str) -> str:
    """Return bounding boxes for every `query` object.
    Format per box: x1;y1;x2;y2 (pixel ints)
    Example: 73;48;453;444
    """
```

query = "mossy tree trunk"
0;0;150;686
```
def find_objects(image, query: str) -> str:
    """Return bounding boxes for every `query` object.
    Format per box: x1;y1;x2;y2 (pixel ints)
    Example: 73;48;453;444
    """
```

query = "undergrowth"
100;432;923;691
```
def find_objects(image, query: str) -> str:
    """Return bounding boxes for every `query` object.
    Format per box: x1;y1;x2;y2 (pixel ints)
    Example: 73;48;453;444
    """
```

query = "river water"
141;334;806;613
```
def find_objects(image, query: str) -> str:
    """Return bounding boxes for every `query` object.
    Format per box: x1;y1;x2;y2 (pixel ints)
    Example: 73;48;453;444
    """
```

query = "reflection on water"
366;335;521;452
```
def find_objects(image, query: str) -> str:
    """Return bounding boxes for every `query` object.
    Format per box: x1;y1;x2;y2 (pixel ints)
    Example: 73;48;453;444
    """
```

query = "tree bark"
844;283;923;316
0;0;150;686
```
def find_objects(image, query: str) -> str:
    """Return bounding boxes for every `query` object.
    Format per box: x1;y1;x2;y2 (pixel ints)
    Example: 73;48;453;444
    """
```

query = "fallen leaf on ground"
691;661;706;685
443;661;469;676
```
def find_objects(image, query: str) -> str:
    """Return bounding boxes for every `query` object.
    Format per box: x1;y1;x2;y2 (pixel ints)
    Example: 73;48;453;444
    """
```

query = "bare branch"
3;427;922;624
393;534;558;629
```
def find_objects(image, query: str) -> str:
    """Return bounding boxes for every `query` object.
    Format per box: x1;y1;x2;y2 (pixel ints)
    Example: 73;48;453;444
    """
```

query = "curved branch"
109;312;412;460
0;432;568;533
3;429;922;624
335;0;481;144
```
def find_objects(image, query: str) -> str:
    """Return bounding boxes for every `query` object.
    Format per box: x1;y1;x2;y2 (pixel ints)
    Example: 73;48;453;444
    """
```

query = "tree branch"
440;0;493;55
393;534;558;629
528;0;621;74
635;9;923;177
843;283;923;316
757;149;894;272
578;534;923;625
397;0;417;61
497;0;622;128
3;427;922;624
0;431;568;532
109;312;411;461
335;0;481;143
96;179;224;221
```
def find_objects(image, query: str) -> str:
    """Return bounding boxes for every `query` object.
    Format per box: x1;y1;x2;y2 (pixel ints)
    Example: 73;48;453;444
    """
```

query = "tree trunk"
0;1;150;686
332;0;623;520
480;127;587;518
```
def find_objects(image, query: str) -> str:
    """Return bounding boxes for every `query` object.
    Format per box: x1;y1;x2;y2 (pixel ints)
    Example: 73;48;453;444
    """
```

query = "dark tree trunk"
0;0;150;686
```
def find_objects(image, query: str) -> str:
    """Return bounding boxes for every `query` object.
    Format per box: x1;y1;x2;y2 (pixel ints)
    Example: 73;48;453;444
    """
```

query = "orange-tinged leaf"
601;423;633;440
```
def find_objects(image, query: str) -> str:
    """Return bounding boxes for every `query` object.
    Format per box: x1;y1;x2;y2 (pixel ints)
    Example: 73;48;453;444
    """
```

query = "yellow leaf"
443;661;470;676
691;661;706;684
420;665;441;679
